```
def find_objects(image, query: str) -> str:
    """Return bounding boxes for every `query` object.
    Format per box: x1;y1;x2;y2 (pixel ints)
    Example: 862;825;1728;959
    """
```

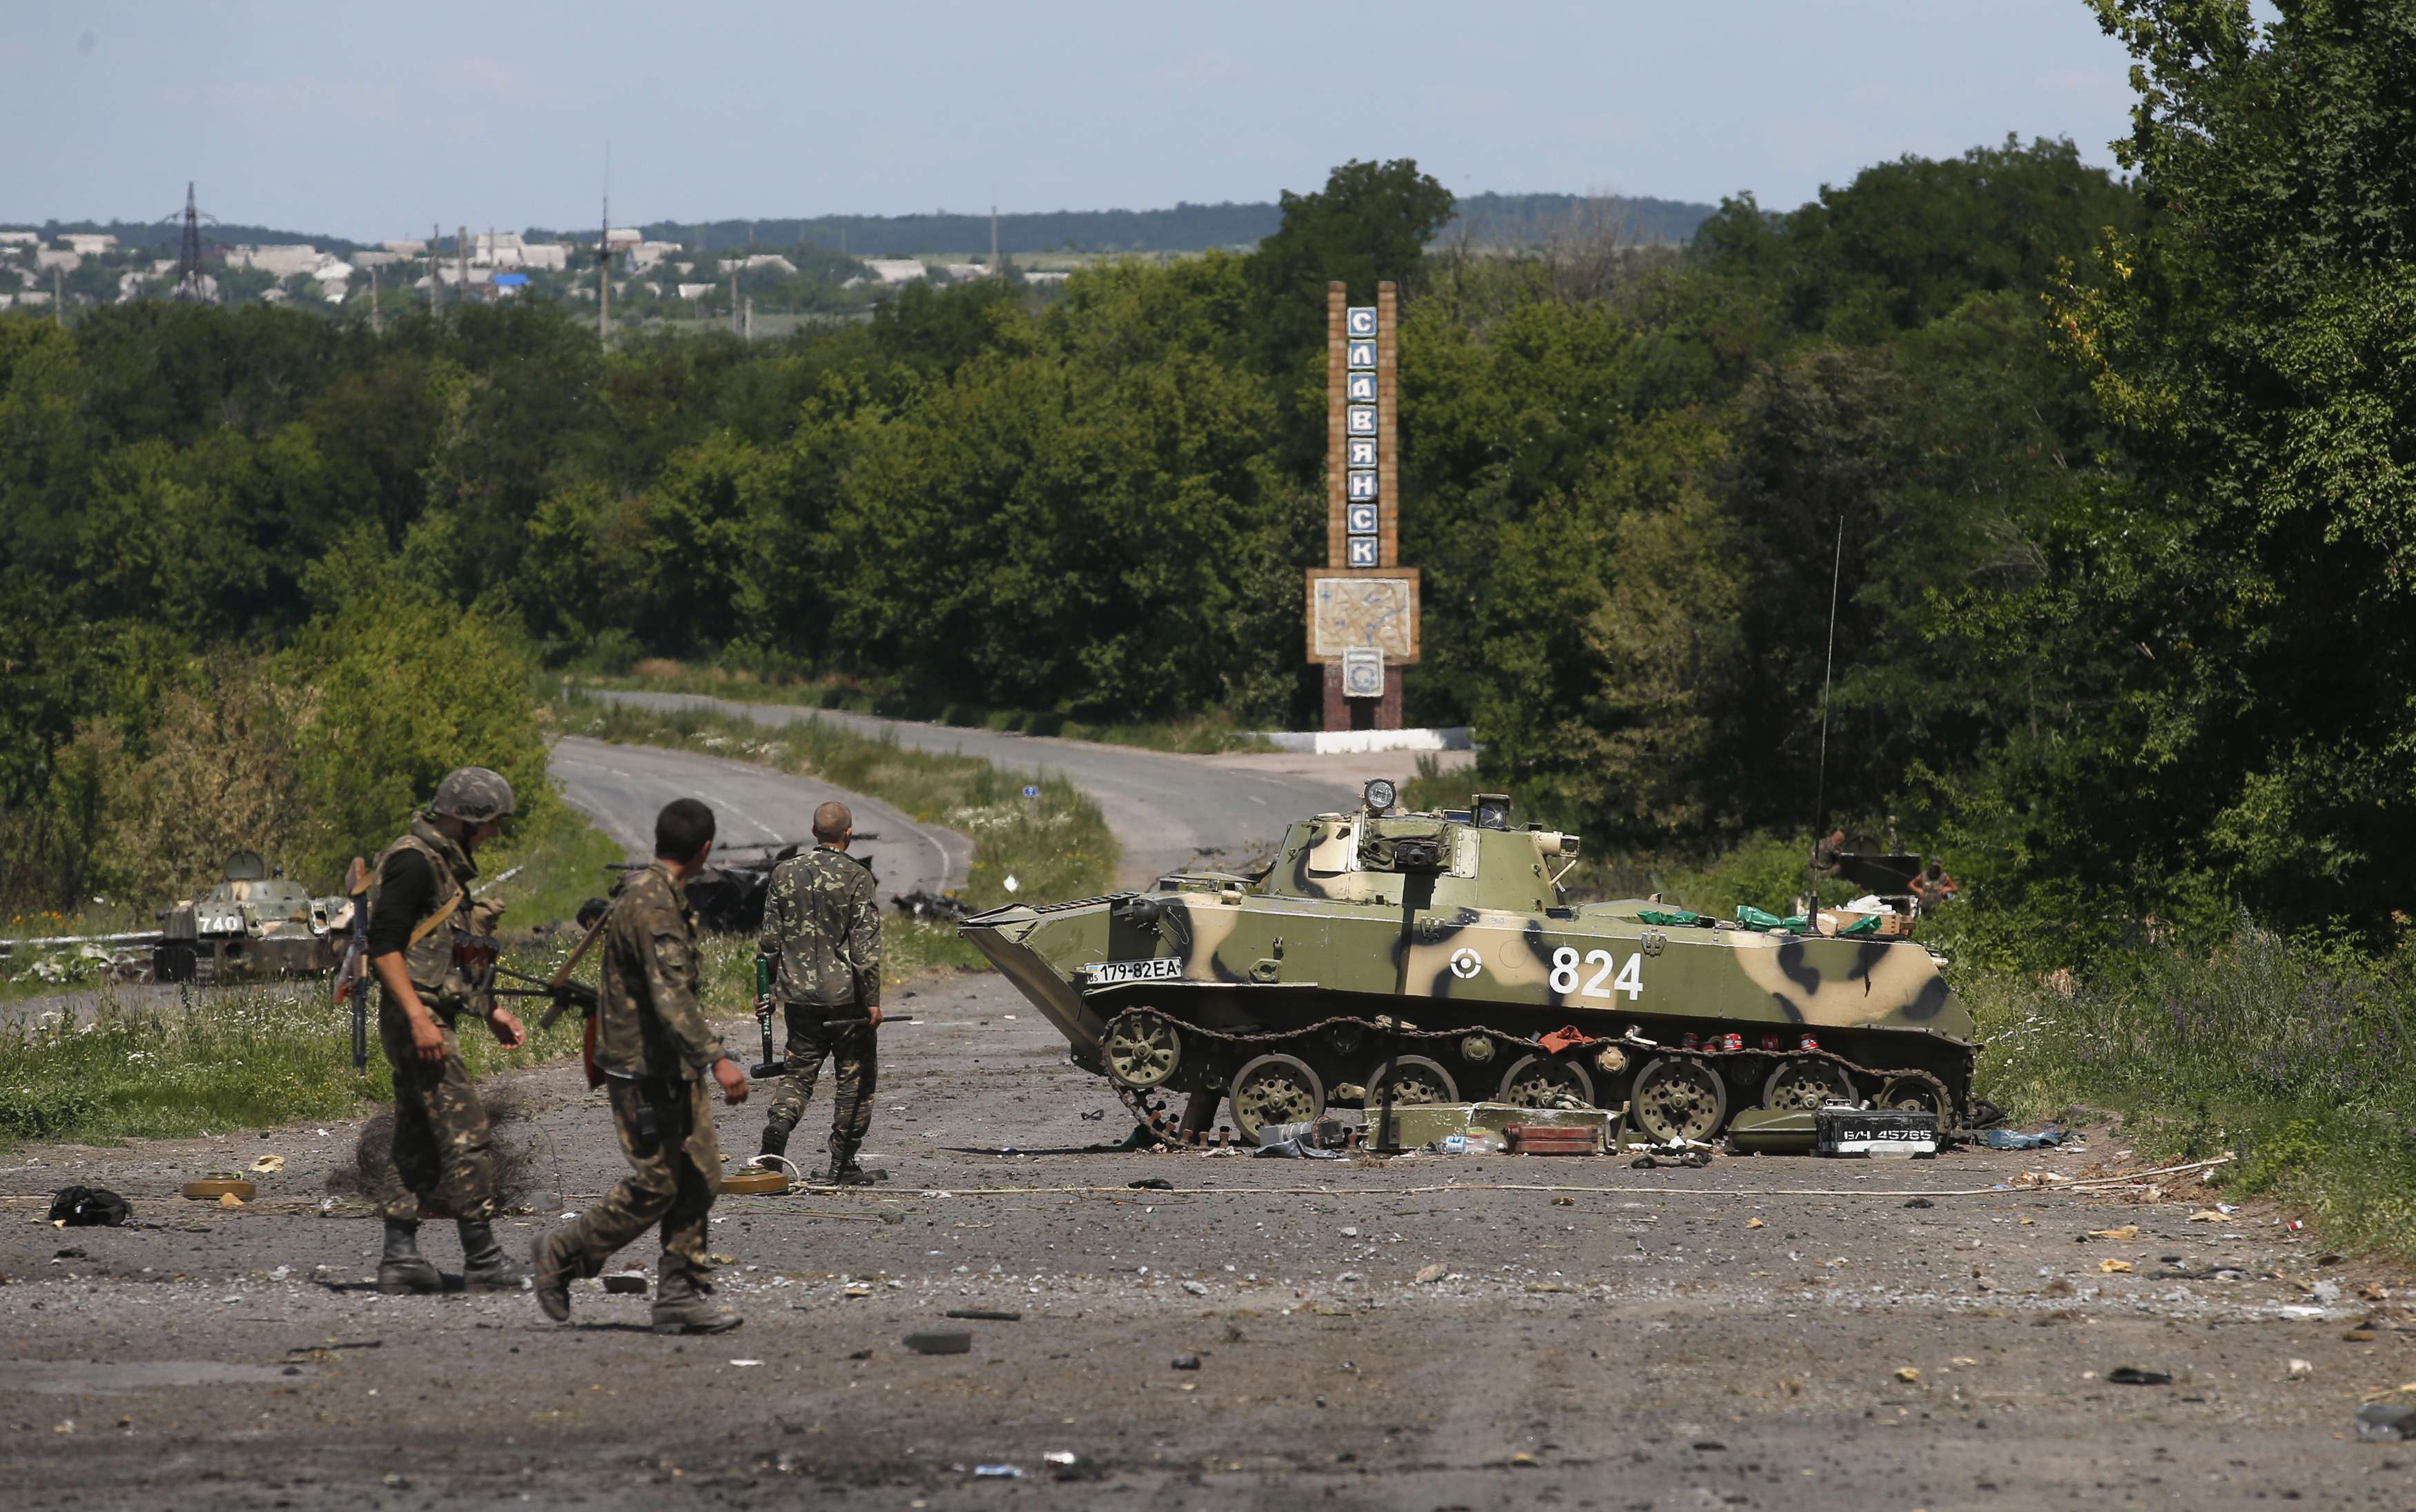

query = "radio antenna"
1809;514;1845;883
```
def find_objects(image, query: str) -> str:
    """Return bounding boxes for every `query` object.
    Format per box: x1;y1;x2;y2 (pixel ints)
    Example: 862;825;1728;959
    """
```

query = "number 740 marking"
1549;945;1642;1001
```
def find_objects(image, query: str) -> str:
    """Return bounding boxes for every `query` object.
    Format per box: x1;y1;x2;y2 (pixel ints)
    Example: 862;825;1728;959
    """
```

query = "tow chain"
1103;1009;1960;1147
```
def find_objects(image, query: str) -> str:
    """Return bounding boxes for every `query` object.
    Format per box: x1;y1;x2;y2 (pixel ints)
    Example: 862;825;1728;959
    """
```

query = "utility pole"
457;225;468;302
598;195;612;349
730;267;740;337
369;264;381;334
52;264;63;326
429;222;444;317
990;203;998;274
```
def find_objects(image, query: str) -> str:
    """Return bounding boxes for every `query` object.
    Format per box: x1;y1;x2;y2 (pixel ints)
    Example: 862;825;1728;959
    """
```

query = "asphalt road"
589;691;1399;886
550;734;970;896
1;972;2406;1511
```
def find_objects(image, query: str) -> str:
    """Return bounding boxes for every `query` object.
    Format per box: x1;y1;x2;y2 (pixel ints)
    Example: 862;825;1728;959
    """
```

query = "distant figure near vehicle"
534;798;752;1334
755;799;884;1185
364;766;531;1295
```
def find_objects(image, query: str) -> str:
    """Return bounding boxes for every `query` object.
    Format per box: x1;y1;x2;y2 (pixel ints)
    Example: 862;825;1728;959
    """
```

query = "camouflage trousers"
546;1074;721;1284
376;1000;499;1224
764;1003;878;1155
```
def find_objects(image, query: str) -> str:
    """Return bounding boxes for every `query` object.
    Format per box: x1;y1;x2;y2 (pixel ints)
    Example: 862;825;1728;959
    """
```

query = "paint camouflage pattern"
757;846;881;1010
963;805;1974;1116
373;1010;501;1222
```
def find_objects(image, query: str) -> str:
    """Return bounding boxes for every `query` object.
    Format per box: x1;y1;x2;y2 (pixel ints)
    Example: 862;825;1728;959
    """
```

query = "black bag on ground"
48;1186;131;1226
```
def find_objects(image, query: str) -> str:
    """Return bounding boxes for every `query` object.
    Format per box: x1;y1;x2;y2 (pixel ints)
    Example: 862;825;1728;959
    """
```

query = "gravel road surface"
590;690;1466;886
3;970;2406;1511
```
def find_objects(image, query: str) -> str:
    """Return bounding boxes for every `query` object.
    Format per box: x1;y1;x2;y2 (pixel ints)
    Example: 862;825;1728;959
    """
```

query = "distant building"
228;245;324;277
33;248;81;272
260;287;291;304
64;233;117;255
676;282;717;300
381;239;429;257
604;228;643;248
731;253;797;275
862;259;926;285
942;263;997;282
1022;269;1071;285
518;244;570;271
628;240;683;271
351;251;403;270
0;230;38;246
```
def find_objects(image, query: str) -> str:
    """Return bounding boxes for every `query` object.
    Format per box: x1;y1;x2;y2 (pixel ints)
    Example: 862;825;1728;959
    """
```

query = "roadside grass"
554;690;1118;916
568;665;1276;754
0;940;588;1148
1967;922;2416;1262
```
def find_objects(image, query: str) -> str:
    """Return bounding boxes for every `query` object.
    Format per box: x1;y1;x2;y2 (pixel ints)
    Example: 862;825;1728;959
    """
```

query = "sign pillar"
1310;279;1417;732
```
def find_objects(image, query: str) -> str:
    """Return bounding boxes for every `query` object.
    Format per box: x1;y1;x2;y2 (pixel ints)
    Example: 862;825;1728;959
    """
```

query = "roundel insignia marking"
1448;947;1482;980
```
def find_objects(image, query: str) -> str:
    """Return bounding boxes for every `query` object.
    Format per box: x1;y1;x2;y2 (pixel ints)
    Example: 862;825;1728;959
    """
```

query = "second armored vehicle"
153;850;347;985
962;783;1974;1145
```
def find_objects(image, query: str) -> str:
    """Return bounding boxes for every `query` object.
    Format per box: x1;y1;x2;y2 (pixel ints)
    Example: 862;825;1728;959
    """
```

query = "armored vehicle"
962;783;1973;1145
153;850;348;984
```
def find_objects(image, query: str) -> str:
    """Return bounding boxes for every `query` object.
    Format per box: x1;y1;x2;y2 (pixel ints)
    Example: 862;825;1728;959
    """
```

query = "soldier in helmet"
363;765;531;1294
754;799;884;1184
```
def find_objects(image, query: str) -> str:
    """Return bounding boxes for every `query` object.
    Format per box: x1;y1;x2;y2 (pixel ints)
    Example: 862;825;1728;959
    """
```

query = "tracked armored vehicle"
153;850;347;985
962;783;1974;1145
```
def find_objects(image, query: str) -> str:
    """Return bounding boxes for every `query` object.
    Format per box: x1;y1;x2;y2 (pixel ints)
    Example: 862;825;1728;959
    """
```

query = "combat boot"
818;1141;883;1186
756;1121;791;1168
376;1219;442;1295
458;1217;531;1291
531;1227;572;1323
651;1266;741;1335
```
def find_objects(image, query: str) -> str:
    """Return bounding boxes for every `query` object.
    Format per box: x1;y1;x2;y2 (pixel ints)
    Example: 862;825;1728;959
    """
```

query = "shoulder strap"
387;834;466;946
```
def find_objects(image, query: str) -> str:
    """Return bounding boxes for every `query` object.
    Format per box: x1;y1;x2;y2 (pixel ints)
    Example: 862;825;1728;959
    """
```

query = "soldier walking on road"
756;800;884;1185
534;798;751;1334
365;766;531;1295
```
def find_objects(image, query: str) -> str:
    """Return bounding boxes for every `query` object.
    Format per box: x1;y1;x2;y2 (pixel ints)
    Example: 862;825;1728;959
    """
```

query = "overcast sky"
0;1;2139;239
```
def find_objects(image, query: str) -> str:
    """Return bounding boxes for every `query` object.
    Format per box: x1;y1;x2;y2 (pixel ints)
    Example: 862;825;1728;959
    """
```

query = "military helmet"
429;767;516;823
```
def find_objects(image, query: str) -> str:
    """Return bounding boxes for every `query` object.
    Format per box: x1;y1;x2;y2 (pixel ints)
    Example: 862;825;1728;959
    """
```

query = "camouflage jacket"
367;818;498;1017
758;845;881;1009
596;862;725;1081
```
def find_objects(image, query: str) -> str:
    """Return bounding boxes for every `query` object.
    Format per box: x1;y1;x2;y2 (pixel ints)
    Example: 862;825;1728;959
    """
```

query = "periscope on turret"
961;782;1971;1146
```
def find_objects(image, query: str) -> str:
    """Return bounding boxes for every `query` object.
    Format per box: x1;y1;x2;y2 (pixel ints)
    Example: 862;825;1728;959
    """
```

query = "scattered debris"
903;1331;971;1356
2099;1258;2133;1274
2357;1404;2415;1442
1746;1217;1764;1228
2107;1366;2172;1386
249;1155;284;1174
1902;1197;1933;1209
1042;1450;1079;1476
1414;1264;1448;1284
945;1309;1022;1322
1180;1279;1208;1295
2087;1225;2141;1241
1127;1178;1173;1191
601;1275;648;1295
47;1187;130;1228
2288;1358;2315;1377
2186;1210;2227;1222
972;1464;1024;1479
1980;1125;2072;1150
1894;1367;1920;1384
1171;1355;1201;1371
730;1359;763;1368
217;1192;244;1210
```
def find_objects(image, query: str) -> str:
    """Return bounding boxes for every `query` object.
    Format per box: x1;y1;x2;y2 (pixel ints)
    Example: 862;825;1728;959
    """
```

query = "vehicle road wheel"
1495;1054;1595;1110
1102;1012;1182;1090
1630;1057;1728;1143
1875;1076;1947;1120
1762;1058;1855;1112
1228;1054;1325;1144
1366;1054;1458;1107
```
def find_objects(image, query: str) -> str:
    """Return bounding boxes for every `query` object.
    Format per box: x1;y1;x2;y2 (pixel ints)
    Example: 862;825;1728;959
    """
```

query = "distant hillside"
0;217;362;254
527;193;1717;257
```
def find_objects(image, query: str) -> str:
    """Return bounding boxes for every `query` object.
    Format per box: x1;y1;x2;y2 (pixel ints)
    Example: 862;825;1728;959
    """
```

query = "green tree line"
6;2;2413;970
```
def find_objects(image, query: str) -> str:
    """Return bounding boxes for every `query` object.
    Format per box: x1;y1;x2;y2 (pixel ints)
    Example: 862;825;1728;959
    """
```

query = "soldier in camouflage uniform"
365;766;530;1295
755;800;884;1184
533;798;752;1335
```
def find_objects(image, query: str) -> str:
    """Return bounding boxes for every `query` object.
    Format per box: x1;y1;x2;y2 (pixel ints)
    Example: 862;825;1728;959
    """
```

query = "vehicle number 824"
1548;945;1643;1001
